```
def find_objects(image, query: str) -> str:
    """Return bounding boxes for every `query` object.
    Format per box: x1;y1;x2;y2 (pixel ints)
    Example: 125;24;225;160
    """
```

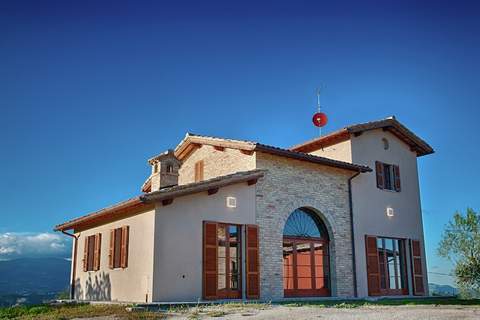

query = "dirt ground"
166;304;480;320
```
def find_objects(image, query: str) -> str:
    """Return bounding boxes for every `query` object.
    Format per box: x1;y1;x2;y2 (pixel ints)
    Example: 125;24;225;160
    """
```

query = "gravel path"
217;306;480;320
75;304;480;320
173;305;480;320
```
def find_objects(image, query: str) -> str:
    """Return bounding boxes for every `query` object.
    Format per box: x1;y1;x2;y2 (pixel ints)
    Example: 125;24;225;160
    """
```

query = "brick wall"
178;145;256;185
255;152;356;299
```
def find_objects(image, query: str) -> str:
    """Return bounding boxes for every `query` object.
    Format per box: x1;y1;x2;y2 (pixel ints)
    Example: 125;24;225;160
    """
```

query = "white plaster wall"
151;183;256;302
73;209;155;303
350;129;429;297
309;139;353;163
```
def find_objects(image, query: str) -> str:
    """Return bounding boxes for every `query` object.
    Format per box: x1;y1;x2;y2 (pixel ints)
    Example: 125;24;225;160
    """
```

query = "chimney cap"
148;149;180;164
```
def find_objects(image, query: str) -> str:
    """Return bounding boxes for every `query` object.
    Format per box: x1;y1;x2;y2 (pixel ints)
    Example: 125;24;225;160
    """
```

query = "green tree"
438;208;480;297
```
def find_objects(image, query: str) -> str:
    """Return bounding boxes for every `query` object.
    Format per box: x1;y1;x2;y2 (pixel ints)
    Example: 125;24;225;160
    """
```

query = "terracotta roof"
254;143;371;172
141;169;266;202
54;197;149;232
55;170;265;232
141;176;152;193
291;116;434;157
173;133;371;173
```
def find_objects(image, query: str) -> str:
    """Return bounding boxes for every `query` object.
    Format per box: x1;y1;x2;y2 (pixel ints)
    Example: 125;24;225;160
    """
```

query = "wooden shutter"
93;233;102;271
410;239;425;295
109;229;114;269
375;161;384;189
83;237;88;272
365;235;381;296
393;165;401;192
246;225;260;299
195;160;204;182
203;222;218;299
120;226;129;268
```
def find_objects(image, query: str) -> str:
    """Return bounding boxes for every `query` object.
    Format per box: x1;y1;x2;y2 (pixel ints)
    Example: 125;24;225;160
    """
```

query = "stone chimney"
149;149;181;191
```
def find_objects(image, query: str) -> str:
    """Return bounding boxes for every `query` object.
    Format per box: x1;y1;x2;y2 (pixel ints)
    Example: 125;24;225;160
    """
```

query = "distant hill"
0;257;70;306
429;283;458;296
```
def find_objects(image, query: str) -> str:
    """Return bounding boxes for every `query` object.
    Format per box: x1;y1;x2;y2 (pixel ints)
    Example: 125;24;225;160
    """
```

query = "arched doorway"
283;208;331;297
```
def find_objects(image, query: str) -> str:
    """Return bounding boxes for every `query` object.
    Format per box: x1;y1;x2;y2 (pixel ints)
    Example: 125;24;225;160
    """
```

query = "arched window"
283;208;329;239
382;137;389;150
283;208;330;297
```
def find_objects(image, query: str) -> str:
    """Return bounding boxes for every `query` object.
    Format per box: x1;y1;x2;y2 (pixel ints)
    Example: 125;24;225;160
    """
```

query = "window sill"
379;188;400;193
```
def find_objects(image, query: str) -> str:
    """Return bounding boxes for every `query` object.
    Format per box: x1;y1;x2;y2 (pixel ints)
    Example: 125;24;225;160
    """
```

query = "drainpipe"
348;171;361;298
61;230;78;300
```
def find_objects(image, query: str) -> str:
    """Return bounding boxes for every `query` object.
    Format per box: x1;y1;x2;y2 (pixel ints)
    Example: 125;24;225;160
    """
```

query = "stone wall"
178;145;256;185
255;152;356;299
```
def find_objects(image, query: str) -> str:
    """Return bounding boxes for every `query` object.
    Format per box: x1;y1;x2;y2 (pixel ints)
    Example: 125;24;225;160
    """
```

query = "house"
55;116;434;302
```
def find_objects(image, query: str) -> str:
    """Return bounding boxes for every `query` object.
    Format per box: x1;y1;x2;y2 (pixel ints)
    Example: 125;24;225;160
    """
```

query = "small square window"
376;161;401;192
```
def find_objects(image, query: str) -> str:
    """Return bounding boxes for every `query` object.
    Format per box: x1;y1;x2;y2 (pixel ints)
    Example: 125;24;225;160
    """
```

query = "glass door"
217;224;241;298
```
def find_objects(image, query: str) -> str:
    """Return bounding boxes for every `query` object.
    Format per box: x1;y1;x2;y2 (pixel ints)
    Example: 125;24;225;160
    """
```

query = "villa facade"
55;116;433;302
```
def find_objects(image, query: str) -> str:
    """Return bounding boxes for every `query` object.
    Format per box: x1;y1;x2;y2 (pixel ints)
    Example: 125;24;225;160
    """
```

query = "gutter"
61;230;78;300
348;170;361;297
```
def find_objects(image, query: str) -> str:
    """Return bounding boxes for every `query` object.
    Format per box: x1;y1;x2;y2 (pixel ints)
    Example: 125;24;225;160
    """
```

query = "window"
377;238;407;292
195;160;204;182
83;234;101;272
283;208;330;297
109;226;129;269
382;138;389;150
166;163;173;173
153;163;159;174
375;161;401;192
365;236;408;296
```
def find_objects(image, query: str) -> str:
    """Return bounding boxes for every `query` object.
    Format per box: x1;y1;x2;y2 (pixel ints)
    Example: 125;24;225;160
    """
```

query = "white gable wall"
309;139;353;163
350;129;428;297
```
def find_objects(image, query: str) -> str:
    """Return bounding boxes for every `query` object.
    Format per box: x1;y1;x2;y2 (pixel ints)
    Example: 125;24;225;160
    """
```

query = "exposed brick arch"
255;153;355;300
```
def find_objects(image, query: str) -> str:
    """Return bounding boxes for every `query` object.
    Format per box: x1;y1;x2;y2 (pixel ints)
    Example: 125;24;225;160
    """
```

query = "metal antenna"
316;88;322;136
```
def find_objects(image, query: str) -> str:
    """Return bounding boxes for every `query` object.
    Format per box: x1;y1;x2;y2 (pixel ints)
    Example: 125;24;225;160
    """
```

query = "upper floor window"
109;226;129;269
382;138;389;150
195;160;204;182
375;161;401;192
153;163;159;174
166;163;173;173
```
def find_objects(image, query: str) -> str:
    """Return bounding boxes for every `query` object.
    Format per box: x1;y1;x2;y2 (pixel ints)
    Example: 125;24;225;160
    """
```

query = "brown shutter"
120;226;129;268
246;224;260;299
365;235;381;296
195;160;204;182
393;165;401;192
375;161;384;189
410;239;425;295
203;222;218;299
83;237;88;272
93;233;102;271
109;229;115;269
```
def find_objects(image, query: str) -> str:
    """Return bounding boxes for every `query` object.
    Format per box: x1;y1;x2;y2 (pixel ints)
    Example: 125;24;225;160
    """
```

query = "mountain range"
0;257;70;306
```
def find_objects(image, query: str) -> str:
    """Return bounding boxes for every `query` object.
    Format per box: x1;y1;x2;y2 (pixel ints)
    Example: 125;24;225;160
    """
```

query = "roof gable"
290;116;434;157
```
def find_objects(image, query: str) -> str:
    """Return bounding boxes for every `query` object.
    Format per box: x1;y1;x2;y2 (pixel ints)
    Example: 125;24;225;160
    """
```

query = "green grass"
280;297;480;309
0;303;166;320
2;298;479;319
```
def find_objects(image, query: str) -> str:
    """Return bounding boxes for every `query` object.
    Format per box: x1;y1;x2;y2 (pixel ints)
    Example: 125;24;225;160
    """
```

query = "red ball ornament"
312;112;328;127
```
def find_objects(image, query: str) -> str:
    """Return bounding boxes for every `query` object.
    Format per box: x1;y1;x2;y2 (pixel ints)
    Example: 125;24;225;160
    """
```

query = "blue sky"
1;0;479;285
